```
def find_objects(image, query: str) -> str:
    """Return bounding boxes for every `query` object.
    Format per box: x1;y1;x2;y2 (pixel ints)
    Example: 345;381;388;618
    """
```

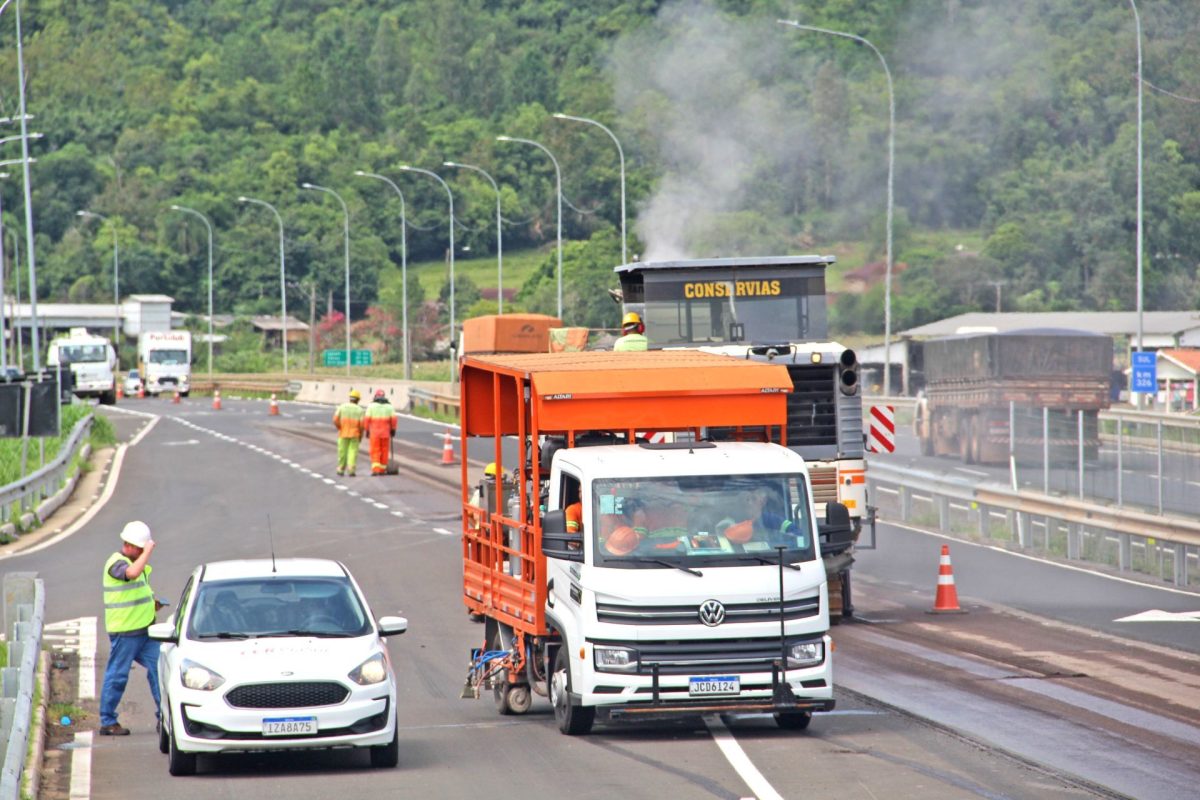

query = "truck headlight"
787;642;824;667
349;653;389;685
593;645;638;673
180;659;225;691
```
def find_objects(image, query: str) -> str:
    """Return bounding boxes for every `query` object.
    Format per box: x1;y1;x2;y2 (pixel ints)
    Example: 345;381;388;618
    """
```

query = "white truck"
138;330;192;396
46;328;117;405
460;352;838;733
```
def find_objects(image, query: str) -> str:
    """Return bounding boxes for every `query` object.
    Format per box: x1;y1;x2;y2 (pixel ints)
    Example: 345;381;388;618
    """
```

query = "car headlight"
349;653;389;686
593;645;638;673
180;658;225;691
787;642;824;668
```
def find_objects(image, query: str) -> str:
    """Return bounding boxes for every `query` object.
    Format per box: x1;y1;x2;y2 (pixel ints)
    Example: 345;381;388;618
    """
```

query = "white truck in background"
46;327;117;405
138;330;192;396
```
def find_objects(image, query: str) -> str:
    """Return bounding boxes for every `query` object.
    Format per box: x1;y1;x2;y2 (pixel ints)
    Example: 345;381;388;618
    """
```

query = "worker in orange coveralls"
365;389;398;475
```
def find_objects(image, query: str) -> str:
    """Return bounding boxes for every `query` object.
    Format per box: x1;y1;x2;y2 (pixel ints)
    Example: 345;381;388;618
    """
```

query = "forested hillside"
0;0;1197;343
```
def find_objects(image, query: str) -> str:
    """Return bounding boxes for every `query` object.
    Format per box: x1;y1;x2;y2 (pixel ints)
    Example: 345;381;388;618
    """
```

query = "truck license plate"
689;676;739;696
262;716;316;736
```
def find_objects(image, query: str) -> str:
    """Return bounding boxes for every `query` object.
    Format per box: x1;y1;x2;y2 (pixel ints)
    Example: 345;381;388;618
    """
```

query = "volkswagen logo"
698;599;726;627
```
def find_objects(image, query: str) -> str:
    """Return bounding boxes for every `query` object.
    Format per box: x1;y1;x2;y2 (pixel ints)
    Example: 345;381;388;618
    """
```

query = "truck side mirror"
818;501;854;551
541;509;583;562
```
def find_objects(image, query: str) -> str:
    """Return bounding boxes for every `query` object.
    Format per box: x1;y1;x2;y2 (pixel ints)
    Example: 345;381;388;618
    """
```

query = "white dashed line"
433;528;454;536
323;478;336;485
391;511;406;518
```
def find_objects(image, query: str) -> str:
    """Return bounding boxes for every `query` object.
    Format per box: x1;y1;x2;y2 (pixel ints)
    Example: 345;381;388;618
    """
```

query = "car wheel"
551;644;594;735
158;713;169;755
167;714;197;776
369;713;399;768
773;710;812;730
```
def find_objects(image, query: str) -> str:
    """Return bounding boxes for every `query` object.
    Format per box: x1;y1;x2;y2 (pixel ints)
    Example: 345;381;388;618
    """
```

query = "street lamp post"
354;170;411;380
398;166;458;339
443;161;503;313
0;171;8;368
238;196;289;376
14;0;42;371
1129;0;1144;361
553;113;627;264
76;210;120;356
497;136;563;319
169;204;214;378
302;182;352;376
778;20;895;396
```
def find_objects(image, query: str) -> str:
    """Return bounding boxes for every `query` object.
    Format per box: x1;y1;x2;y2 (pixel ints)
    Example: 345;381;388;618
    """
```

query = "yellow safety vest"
614;333;648;352
103;553;155;633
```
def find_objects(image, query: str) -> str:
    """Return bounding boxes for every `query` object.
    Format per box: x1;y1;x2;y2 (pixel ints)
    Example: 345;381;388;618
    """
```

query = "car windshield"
591;474;815;568
188;577;372;638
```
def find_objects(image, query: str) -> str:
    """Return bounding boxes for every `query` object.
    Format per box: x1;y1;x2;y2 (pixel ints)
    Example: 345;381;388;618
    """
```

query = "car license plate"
689;676;740;696
262;716;316;736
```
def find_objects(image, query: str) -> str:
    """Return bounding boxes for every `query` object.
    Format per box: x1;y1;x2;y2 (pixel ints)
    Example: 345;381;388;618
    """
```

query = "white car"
123;369;143;396
149;558;407;776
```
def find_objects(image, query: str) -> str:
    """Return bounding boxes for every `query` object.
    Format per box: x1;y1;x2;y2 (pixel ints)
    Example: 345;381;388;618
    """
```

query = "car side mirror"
148;621;178;644
378;615;408;636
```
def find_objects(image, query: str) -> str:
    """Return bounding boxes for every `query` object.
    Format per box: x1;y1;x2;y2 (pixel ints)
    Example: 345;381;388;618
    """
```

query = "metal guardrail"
869;459;1199;587
409;386;461;420
0;415;93;524
0;572;45;800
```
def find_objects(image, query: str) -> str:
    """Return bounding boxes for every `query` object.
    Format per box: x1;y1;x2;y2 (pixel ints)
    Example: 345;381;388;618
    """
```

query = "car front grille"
225;681;349;709
596;596;820;626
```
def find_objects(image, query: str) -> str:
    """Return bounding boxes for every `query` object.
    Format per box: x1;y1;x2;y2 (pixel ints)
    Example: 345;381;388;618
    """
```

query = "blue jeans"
100;632;161;726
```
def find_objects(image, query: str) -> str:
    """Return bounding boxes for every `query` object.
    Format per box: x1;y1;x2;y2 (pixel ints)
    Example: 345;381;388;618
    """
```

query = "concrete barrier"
293;379;453;410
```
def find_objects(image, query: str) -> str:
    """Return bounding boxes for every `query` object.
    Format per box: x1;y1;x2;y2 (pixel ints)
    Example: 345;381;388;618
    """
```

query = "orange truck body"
459;350;793;639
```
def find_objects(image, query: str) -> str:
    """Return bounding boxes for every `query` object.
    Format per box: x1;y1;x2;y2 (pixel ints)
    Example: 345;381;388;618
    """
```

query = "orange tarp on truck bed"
461;351;791;436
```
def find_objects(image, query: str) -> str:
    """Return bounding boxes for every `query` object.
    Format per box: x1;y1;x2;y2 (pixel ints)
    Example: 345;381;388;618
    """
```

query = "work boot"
347;471;356;477
99;723;130;736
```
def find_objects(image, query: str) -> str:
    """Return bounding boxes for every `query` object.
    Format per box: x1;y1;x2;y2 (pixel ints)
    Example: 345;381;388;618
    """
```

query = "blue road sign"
1131;351;1156;394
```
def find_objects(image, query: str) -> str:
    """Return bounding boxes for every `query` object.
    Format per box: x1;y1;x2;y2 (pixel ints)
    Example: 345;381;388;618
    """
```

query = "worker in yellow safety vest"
99;520;164;736
333;389;366;476
613;311;648;351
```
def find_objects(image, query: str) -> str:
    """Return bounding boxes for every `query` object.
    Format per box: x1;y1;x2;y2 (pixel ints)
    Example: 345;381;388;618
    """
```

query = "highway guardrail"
868;458;1198;587
409;386;461;420
0;572;45;800
0;414;92;529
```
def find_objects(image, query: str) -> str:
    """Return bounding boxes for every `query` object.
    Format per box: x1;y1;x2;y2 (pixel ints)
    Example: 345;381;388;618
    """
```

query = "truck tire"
99;389;117;406
551;645;594;735
490;628;532;715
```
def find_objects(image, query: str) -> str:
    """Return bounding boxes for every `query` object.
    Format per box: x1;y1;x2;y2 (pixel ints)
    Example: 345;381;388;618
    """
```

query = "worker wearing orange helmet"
333;389;365;476
613;311;648;351
364;388;398;475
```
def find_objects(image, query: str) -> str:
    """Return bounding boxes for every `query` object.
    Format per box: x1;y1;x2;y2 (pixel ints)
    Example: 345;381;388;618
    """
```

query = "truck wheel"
490;629;531;715
774;711;812;730
99;389;117;406
551;645;594;735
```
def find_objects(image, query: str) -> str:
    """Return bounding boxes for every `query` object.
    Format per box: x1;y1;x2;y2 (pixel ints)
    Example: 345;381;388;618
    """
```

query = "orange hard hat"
723;519;754;544
374;389;386;399
604;525;641;556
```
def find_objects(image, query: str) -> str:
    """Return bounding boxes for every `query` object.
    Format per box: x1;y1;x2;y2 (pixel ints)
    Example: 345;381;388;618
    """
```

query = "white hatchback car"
149;558;407;776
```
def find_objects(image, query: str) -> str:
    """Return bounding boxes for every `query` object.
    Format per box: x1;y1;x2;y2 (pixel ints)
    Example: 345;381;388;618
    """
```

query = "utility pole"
986;280;1005;313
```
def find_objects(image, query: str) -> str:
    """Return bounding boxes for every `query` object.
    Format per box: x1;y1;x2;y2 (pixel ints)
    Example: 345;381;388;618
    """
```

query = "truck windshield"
642;272;827;345
591;474;815;567
148;349;188;365
57;345;108;364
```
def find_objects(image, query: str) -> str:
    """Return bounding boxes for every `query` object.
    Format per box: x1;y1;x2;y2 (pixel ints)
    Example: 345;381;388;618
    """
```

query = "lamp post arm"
554;113;627;264
355;170;412;379
444;161;504;314
400;166;456;338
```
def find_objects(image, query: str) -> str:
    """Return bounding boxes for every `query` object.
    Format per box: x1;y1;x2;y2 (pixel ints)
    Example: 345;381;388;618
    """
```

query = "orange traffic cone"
173;390;181;404
137;384;145;399
929;544;966;614
269;393;280;416
441;430;455;464
212;390;222;411
116;384;124;400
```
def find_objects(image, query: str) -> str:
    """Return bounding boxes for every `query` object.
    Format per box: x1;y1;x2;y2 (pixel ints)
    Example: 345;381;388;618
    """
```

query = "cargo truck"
616;256;866;618
46;328;117;404
459;351;840;733
138;330;192;396
913;329;1113;464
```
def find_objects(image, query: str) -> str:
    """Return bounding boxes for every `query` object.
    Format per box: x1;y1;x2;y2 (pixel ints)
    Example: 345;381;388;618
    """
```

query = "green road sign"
322;349;373;367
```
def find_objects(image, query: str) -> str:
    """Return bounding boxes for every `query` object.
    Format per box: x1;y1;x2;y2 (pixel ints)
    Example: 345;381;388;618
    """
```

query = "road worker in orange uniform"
333;389;365;476
364;389;398;475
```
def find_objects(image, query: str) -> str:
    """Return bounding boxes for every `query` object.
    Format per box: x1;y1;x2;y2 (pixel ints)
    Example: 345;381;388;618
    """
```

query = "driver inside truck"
720;485;794;547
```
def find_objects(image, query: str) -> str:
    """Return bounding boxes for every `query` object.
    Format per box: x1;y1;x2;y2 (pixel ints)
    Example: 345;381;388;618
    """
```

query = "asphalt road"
6;395;1198;799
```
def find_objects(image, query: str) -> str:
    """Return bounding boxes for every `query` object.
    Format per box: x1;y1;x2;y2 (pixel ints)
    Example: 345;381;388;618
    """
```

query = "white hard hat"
120;520;152;548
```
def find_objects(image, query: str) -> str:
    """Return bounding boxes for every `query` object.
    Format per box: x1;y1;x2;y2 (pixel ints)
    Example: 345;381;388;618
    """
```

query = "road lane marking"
433;528;454;536
392;511;406;517
1114;609;1200;622
374;503;389;510
703;715;783;800
953;467;990;477
70;730;93;800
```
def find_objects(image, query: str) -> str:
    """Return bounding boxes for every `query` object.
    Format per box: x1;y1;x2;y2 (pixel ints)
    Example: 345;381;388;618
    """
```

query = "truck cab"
46;328;117;404
541;441;833;732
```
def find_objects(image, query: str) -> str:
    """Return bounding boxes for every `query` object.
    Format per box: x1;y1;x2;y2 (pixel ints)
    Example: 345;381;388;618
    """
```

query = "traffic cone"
929;544;967;614
173;390;181;404
212;390;222;411
116;384;123;400
137;384;145;399
269;393;280;416
441;430;455;464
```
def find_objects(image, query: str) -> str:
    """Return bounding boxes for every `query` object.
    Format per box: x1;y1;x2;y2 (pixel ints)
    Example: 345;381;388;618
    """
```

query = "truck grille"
225;681;349;709
596;596;820;626
591;636;824;676
786;365;837;446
